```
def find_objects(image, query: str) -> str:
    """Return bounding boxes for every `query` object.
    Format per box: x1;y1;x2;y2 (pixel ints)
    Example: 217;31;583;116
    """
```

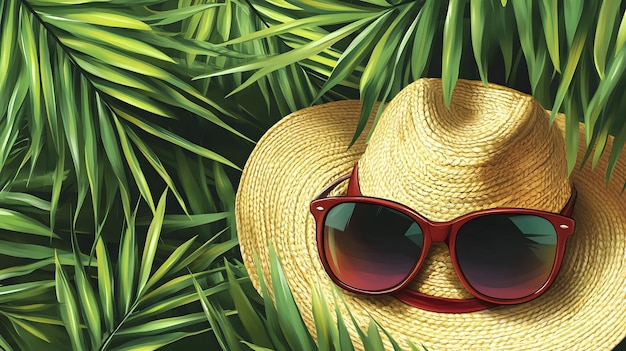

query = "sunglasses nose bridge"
429;222;451;243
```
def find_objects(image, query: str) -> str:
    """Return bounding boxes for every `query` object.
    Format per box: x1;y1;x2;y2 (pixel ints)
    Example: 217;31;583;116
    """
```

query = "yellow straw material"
236;79;626;350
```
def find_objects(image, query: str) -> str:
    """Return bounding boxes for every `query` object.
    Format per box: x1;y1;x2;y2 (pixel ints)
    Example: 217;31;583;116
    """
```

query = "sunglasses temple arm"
312;165;363;201
392;289;497;313
560;187;577;216
312;173;352;201
346;164;362;196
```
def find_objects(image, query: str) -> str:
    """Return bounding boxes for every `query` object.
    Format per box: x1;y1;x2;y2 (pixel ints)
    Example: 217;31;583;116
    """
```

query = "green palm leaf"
207;0;626;186
441;0;465;106
2;0;250;228
593;0;621;79
55;252;88;351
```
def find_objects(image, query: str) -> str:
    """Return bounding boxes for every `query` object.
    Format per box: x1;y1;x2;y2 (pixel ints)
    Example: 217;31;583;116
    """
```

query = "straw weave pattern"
235;79;626;351
360;79;572;298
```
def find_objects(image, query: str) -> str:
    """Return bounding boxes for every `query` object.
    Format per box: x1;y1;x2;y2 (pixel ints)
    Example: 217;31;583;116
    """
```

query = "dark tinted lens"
323;202;424;292
455;214;557;299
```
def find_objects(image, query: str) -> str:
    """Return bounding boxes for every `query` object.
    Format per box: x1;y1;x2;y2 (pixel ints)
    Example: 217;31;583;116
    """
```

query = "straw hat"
235;78;626;350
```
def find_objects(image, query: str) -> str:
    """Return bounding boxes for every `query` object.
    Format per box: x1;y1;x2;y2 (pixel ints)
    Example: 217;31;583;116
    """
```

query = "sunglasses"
310;165;577;313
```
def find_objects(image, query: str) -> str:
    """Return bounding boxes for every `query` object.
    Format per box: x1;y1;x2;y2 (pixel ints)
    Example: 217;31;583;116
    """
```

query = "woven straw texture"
236;79;626;350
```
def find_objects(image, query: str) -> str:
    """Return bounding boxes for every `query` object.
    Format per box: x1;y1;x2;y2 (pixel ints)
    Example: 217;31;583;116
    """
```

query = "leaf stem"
98;299;140;351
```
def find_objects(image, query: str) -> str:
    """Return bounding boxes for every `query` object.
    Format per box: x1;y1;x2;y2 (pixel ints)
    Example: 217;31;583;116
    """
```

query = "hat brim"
235;100;626;351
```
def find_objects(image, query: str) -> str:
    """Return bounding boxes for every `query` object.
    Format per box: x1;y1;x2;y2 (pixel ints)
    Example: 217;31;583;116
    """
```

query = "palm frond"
202;0;626;187
1;0;251;229
19;190;236;351
207;246;430;351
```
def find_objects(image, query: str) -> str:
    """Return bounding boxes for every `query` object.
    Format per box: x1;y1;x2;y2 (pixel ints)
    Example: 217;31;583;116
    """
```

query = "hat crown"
236;77;626;350
359;79;571;222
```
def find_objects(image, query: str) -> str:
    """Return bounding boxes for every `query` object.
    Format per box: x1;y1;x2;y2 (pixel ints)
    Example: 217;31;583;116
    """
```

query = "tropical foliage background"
0;0;625;350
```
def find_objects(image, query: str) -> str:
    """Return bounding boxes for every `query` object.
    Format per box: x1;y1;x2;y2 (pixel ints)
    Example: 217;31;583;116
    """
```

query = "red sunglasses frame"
310;165;577;313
